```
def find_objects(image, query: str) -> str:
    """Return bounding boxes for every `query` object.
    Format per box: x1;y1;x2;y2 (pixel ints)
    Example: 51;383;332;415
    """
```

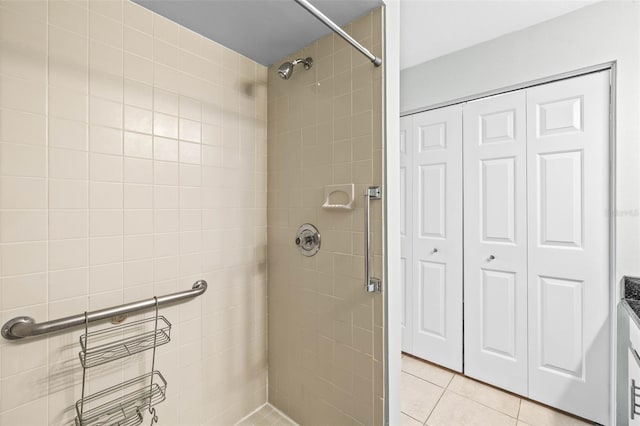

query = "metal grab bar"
1;280;207;340
364;187;382;293
293;0;382;67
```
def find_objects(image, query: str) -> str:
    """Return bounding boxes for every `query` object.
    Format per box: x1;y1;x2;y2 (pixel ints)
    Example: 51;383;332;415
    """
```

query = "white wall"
400;0;640;288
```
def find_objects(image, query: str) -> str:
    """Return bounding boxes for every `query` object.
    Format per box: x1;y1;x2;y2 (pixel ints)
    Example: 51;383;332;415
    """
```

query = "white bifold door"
402;71;610;424
464;71;610;424
463;91;529;395
525;72;610;424
402;105;463;371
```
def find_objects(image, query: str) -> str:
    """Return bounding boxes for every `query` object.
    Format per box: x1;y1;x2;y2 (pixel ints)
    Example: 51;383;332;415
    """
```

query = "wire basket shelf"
74;370;167;426
78;316;171;368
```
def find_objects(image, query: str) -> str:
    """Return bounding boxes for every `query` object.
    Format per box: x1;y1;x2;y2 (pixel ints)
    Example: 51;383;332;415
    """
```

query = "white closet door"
463;91;528;395
411;105;463;371
400;116;413;353
526;71;610;424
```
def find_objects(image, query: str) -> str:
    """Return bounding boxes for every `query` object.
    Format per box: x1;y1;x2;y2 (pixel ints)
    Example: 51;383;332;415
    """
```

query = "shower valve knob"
294;224;321;257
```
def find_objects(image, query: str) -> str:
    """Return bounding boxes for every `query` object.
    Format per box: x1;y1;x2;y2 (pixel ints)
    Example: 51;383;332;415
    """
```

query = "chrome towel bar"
364;186;382;293
1;280;207;340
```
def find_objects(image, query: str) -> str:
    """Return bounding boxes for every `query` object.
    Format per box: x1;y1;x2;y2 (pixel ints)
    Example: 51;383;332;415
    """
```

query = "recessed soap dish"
322;184;355;210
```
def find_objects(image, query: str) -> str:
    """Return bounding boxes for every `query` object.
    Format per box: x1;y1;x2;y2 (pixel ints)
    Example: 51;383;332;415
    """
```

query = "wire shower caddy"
75;298;169;426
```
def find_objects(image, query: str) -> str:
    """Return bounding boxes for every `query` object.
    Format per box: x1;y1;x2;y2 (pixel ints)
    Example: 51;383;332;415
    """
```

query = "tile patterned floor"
236;404;298;426
401;354;594;426
237;356;593;426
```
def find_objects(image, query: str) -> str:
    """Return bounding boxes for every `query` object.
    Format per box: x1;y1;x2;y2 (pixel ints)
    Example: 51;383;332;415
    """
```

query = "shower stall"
0;0;398;424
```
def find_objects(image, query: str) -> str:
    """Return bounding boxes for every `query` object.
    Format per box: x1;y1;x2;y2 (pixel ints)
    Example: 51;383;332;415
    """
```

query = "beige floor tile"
517;422;532;426
402;355;454;388
447;375;521;417
401;371;445;422
401;413;424;426
426;391;517;426
518;400;591;426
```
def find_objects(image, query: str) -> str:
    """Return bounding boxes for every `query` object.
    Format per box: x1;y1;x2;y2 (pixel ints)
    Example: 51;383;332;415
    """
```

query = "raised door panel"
481;269;517;359
538;152;583;248
410;104;463;372
481;158;515;243
400;116;413;353
527;71;610;424
463;91;528;396
537;276;584;378
419;164;446;238
418;121;446;151
419;261;446;337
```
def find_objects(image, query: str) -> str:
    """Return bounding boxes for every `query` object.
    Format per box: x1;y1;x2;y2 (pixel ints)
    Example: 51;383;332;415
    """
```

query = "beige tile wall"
267;7;385;426
0;0;267;424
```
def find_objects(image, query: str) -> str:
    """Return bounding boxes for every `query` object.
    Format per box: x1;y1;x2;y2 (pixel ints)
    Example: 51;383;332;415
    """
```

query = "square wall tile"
0;210;47;243
0;143;46;177
0;108;46;146
1;242;47;276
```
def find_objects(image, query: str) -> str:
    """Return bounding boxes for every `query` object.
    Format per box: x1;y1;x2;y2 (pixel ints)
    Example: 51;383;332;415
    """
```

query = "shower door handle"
364;186;382;293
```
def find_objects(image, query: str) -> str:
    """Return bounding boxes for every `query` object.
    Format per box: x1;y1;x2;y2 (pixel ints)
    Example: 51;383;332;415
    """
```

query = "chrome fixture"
1;280;207;340
365;186;382;293
293;0;382;67
295;223;321;257
277;57;313;80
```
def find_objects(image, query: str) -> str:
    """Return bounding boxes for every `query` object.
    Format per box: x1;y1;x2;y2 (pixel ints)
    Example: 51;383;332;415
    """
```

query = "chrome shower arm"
291;58;313;69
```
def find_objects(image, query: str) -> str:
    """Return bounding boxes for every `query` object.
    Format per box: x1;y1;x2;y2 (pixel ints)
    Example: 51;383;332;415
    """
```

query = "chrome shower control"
295;223;321;257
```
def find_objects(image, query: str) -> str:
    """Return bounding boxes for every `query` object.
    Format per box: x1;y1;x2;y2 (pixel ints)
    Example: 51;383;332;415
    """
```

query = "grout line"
85;0;92;316
424;387;446;426
266;403;299;426
400;410;424;424
401;369;448;389
404;358;524;421
120;0;125;311
444;372;455;388
443;386;520;420
516;399;522;421
43;0;50;422
234;402;268;425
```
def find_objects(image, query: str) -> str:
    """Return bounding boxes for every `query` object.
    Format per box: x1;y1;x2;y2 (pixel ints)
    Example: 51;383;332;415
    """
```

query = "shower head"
277;57;313;80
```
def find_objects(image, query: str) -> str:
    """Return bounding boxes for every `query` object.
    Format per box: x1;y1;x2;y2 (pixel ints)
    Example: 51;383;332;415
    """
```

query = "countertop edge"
622;299;640;331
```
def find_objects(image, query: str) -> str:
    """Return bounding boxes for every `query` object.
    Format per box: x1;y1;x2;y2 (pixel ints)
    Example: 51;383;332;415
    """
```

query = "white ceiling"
400;0;595;70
